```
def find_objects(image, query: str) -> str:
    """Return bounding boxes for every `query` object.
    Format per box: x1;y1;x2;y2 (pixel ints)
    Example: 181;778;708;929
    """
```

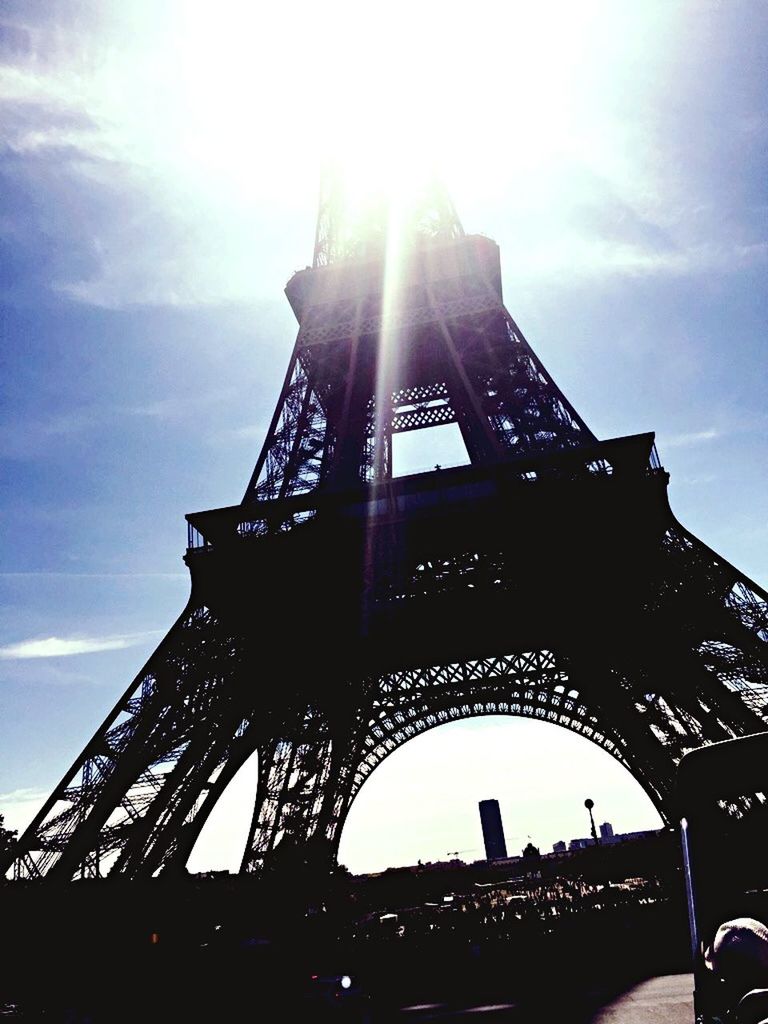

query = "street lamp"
584;798;600;846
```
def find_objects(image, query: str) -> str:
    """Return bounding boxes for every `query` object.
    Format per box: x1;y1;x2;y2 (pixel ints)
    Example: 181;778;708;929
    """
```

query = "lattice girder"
9;458;768;881
246;236;594;501
7;603;260;880
6;201;768;884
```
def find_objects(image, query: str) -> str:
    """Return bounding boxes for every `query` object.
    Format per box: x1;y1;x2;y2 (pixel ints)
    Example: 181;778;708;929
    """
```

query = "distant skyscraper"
478;799;508;860
600;822;615;841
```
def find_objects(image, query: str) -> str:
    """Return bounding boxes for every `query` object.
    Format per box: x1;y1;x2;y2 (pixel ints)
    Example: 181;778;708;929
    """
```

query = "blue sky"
0;1;766;873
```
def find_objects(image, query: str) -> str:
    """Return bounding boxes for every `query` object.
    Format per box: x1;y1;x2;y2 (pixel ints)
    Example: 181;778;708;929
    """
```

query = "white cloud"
5;9;766;312
664;428;720;448
0;410;98;459
0;572;186;579
123;388;236;422
0;631;161;659
224;424;268;442
0;786;48;806
0;788;49;844
125;398;189;419
503;236;768;282
675;474;717;486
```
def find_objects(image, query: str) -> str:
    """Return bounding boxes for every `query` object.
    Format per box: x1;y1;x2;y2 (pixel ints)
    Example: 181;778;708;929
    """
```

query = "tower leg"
4;602;258;881
241;705;335;872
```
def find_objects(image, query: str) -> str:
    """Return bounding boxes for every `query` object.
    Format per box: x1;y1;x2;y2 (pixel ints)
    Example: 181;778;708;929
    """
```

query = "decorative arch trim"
347;650;632;805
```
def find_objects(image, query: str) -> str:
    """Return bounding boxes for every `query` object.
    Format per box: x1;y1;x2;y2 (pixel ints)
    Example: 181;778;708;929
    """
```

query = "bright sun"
101;0;619;208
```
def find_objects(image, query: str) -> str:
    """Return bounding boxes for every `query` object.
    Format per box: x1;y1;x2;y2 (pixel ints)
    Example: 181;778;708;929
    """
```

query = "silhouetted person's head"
705;918;768;999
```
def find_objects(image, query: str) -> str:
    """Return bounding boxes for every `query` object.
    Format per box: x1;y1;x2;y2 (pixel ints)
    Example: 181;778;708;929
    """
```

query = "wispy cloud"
126;399;185;419
505;235;768;281
0;631;161;660
123;388;235;422
4;8;764;312
0;410;99;459
0;572;186;579
224;423;267;442
675;474;718;486
664;428;721;448
0;787;48;808
0;788;49;838
0;391;236;462
0;659;113;688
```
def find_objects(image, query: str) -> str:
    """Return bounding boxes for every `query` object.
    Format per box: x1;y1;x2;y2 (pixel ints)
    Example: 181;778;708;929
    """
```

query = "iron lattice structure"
5;183;768;882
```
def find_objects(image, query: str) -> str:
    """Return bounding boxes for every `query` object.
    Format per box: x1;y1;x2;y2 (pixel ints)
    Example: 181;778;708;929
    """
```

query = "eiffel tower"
6;178;768;882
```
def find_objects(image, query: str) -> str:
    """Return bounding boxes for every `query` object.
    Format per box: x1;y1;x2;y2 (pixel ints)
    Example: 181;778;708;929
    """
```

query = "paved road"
399;1000;519;1020
395;974;694;1023
590;974;694;1024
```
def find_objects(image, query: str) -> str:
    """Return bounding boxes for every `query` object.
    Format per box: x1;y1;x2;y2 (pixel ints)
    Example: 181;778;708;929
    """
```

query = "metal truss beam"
5;194;767;885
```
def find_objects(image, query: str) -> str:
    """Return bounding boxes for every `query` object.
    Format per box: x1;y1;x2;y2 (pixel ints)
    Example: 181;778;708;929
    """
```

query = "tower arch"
336;711;665;873
347;651;632;806
5;184;767;882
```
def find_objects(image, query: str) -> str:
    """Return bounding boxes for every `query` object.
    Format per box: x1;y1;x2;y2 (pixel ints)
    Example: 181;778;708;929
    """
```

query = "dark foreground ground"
0;916;692;1024
590;975;693;1024
388;973;693;1023
0;862;692;1022
0;973;693;1023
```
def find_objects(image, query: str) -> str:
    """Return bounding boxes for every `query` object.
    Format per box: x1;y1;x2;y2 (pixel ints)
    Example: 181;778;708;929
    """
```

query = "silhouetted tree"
0;812;17;864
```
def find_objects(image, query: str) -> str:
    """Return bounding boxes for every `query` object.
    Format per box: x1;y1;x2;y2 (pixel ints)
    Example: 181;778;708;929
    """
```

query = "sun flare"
90;0;636;210
6;0;681;303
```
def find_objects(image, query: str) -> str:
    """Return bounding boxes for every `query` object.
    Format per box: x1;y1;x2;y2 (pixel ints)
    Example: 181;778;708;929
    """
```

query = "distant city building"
552;840;566;854
478;799;508;860
568;838;592;851
613;828;660;844
564;826;660;850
